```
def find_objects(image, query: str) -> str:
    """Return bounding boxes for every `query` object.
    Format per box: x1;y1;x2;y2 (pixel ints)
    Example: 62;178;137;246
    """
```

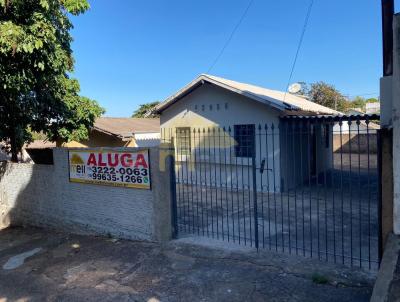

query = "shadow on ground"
0;226;375;302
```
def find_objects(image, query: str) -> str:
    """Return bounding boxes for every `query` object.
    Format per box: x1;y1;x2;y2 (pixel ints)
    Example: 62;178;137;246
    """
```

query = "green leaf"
39;0;50;10
0;0;97;161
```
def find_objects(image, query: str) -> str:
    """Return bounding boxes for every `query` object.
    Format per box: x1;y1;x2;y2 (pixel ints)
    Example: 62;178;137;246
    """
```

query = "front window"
234;124;255;158
176;127;191;155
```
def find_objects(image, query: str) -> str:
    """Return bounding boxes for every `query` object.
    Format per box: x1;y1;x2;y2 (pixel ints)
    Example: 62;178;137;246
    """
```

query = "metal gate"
163;114;381;269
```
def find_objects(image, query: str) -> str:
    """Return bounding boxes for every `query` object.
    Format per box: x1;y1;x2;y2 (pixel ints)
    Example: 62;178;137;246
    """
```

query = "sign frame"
68;148;151;190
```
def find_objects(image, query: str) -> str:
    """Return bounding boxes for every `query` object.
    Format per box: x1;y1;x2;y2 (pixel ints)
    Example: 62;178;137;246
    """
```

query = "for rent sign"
68;149;151;189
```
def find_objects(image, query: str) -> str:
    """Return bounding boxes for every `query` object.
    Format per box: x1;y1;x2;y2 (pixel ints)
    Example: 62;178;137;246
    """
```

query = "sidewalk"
371;234;400;302
388;251;400;301
0;226;375;301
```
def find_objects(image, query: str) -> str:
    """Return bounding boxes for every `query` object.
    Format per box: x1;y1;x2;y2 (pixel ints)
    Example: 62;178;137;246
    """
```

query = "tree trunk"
10;132;18;163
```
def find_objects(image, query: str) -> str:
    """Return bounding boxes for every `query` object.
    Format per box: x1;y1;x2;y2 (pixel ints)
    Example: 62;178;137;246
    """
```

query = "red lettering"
134;154;148;168
98;153;106;167
87;153;97;166
108;153;119;167
121;153;133;167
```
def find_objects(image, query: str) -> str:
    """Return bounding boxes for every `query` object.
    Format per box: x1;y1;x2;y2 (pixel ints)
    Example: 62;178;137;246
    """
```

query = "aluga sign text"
68;149;151;189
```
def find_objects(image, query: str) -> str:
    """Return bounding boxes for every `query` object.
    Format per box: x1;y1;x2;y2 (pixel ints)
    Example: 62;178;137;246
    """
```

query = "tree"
307;82;350;112
132;101;160;118
351;96;366;111
0;0;103;162
366;97;379;103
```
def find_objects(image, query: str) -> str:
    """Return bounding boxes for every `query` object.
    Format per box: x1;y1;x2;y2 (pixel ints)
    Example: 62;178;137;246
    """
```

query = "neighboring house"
366;102;380;114
333;108;380;134
22;118;160;164
23;140;56;164
153;74;340;192
62;117;160;148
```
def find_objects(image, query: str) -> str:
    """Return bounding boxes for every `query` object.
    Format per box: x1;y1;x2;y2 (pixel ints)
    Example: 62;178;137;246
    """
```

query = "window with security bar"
176;127;191;156
234;124;255;158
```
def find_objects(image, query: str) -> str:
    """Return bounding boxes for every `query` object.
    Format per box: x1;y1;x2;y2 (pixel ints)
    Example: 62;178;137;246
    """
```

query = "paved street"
0;227;375;301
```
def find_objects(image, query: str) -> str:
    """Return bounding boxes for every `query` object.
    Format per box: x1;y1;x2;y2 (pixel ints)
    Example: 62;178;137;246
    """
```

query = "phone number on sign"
90;166;149;184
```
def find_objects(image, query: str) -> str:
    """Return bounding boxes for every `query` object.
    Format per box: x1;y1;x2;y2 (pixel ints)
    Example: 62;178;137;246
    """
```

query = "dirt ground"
0;226;376;302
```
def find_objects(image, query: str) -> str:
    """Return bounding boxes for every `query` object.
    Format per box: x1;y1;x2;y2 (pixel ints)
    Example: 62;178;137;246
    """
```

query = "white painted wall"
333;121;377;135
134;132;160;147
160;84;282;192
160;84;332;193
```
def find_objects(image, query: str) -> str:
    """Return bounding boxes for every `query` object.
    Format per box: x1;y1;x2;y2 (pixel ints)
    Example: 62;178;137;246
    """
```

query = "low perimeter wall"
0;148;173;242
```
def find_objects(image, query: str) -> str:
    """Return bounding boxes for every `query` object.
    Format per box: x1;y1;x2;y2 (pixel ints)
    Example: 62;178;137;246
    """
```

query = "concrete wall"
0;148;173;242
333;133;378;154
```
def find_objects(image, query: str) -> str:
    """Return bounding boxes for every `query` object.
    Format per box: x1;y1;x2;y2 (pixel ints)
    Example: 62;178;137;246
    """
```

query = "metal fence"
162;114;381;269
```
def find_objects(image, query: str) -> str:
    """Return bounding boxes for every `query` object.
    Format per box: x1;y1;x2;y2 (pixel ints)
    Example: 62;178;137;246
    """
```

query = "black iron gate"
163;114;381;269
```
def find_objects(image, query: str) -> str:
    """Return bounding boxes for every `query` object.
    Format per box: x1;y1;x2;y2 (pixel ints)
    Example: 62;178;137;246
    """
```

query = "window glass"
176;127;191;155
234;124;255;158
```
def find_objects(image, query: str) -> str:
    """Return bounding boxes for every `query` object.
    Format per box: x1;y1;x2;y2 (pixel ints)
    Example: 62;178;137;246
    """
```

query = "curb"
370;233;400;302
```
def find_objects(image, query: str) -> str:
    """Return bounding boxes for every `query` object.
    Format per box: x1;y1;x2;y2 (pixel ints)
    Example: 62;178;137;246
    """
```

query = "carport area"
0;227;375;302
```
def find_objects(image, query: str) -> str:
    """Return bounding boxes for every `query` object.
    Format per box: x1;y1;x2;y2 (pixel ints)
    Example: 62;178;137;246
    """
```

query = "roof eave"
92;126;130;140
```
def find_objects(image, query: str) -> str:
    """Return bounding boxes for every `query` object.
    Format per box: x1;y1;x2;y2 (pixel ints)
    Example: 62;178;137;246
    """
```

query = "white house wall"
134;132;161;147
160;84;285;192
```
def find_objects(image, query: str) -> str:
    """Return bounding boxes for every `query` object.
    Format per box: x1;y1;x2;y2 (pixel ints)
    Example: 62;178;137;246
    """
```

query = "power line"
207;0;254;73
283;0;314;102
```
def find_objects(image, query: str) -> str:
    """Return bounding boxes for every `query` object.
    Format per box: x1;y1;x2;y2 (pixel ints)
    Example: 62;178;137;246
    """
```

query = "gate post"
169;153;178;239
158;139;178;240
378;128;393;258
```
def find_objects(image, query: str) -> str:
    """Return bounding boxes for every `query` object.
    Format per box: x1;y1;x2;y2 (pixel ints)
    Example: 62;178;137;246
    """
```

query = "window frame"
176;127;191;156
233;124;255;158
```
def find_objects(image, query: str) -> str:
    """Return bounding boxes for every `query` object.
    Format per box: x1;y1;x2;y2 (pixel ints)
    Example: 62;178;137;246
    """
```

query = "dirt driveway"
0;227;375;301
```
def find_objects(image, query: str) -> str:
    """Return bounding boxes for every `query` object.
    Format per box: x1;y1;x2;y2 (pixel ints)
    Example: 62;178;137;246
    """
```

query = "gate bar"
252;135;259;249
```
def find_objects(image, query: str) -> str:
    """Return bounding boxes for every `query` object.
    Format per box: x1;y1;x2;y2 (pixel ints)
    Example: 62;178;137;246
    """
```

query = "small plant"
312;273;329;285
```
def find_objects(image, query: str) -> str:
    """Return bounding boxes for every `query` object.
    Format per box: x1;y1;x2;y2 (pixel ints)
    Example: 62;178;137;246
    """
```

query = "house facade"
61;117;160;148
154;74;339;192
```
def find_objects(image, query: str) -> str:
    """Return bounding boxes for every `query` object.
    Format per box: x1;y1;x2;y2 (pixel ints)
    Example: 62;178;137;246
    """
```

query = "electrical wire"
283;0;315;102
207;0;254;73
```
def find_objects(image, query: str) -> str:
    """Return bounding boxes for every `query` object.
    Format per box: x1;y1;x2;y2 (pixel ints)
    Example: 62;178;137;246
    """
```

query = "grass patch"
312;273;329;285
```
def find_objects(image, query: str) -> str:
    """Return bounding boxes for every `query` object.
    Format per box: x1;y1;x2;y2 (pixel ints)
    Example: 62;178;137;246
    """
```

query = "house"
152;74;340;192
22;118;160;164
62;117;160;148
366;102;380;114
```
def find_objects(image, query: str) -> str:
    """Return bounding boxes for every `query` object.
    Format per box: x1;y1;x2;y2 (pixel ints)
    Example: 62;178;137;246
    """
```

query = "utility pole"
379;0;395;248
382;0;394;76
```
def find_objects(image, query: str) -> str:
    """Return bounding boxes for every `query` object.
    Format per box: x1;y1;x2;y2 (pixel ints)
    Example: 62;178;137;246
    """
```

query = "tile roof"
93;117;160;138
153;74;341;116
25;140;56;149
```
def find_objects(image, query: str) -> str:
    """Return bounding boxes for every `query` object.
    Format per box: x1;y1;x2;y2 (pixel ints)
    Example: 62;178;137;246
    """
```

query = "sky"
70;0;392;117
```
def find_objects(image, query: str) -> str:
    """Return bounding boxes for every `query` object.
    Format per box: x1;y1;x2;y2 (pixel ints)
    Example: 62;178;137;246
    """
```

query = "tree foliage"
351;96;367;111
0;0;103;161
132;101;160;118
346;96;379;112
366;97;379;103
306;82;350;112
